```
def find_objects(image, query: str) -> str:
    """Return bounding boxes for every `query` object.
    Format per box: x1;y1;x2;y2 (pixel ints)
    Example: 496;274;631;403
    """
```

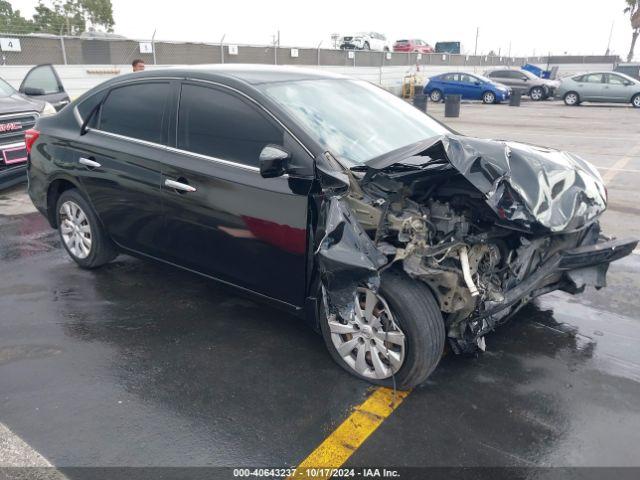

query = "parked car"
0;64;68;190
614;63;640;81
393;39;434;54
424;72;511;104
435;41;461;54
485;69;560;101
557;72;640;107
27;66;636;389
339;32;391;51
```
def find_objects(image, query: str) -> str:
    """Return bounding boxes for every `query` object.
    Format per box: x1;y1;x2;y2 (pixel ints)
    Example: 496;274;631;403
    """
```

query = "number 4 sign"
0;38;22;52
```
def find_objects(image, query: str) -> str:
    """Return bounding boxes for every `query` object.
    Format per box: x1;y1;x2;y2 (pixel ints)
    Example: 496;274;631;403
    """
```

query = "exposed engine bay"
316;134;637;354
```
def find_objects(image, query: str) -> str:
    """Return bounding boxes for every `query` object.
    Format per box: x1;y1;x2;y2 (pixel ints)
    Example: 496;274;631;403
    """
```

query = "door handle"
164;178;196;193
79;157;101;168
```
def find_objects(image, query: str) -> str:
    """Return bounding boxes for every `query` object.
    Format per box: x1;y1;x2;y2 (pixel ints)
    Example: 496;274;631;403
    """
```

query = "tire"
363;42;370;50
529;86;544;101
320;270;445;390
632;94;640;108
482;91;496;104
564;91;580;106
55;188;117;269
429;89;443;102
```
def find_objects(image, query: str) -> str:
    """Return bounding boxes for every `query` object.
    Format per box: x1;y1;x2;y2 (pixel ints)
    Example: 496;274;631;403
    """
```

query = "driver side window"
177;83;284;168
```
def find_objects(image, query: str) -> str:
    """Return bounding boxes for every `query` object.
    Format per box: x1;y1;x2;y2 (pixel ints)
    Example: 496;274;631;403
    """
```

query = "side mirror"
259;145;291;178
624;81;633;86
522;77;529;82
474;81;481;85
23;86;46;96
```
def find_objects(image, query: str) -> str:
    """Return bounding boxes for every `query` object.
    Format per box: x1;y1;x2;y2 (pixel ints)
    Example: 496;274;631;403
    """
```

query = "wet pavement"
1;101;640;474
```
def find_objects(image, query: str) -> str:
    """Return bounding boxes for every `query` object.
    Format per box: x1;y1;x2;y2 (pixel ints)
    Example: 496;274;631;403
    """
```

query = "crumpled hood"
370;134;607;233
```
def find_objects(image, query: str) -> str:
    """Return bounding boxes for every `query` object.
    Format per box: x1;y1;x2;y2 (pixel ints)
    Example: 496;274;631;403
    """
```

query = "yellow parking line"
289;387;411;479
602;143;640;184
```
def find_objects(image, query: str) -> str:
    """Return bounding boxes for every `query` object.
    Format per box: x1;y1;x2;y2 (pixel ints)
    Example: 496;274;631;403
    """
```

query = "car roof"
113;65;347;86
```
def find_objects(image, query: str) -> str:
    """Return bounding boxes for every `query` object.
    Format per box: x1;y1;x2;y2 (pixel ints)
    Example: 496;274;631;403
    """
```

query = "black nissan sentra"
26;66;637;388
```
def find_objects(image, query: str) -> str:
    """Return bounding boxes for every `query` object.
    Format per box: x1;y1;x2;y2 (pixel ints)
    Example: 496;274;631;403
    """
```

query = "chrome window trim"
74;75;315;174
87;128;262;174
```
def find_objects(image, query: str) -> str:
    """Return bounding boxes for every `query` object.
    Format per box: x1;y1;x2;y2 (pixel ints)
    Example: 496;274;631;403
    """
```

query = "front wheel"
320;271;445;390
429;89;443;102
632;94;640;108
564;91;580;106
56;189;118;269
482;91;496;104
363;42;370;50
529;86;545;101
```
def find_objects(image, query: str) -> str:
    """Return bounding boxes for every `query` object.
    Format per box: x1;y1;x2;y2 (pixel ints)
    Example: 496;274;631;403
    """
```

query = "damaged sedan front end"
258;74;637;387
317;133;636;356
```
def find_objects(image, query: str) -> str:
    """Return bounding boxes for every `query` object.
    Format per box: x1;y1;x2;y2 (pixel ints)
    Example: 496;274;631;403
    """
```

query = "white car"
339;32;391;51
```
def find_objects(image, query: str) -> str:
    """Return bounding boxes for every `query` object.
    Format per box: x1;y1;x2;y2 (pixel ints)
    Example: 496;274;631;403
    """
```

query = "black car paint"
28;68;331;322
27;66;637;335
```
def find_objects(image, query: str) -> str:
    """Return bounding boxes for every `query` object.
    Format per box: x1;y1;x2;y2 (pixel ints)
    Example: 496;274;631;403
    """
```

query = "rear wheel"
632;94;640;108
56;189;117;269
529;86;545;101
320;270;445;390
564;91;580;106
482;91;496;104
429;89;443;102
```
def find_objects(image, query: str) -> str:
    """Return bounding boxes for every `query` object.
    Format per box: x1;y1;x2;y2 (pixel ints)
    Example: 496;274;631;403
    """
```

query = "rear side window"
99;82;171;144
581;74;604;84
441;73;457;81
177;83;283;167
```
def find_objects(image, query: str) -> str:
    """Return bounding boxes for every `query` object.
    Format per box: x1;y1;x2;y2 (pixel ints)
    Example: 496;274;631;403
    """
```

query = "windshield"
0;78;16;97
259;79;449;166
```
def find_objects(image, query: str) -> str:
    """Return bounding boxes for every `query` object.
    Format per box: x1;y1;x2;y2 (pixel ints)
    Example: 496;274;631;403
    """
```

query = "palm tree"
626;0;640;61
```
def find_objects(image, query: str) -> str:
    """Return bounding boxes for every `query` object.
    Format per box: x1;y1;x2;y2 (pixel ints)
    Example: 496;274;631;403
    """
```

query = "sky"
8;0;639;60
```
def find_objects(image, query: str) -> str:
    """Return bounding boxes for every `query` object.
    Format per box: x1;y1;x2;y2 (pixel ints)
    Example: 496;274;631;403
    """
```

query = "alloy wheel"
633;95;640;108
565;93;578;105
430;90;442;102
530;87;543;101
328;287;406;379
483;92;495;104
59;201;92;259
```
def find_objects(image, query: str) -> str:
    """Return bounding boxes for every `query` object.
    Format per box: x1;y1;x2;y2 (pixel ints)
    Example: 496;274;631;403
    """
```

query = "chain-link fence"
0;32;621;68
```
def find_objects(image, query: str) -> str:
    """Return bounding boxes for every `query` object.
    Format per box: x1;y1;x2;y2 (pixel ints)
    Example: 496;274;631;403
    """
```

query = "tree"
0;0;114;35
625;0;640;61
0;1;36;34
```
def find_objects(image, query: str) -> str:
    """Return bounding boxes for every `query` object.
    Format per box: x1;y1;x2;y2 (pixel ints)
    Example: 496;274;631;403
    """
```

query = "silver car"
485;69;560;101
557;72;640;107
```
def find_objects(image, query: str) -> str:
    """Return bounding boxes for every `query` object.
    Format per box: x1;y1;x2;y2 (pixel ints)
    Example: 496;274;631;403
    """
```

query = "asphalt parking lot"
1;100;640;478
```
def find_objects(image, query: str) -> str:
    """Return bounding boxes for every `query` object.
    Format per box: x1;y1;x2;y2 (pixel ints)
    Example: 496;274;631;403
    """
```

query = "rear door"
158;81;313;307
441;73;461;96
71;80;174;256
19;64;70;111
575;73;605;101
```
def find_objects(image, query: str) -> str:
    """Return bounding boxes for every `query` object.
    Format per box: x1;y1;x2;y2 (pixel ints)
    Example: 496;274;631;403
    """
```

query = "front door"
459;74;483;100
158;82;313;307
19;64;70;111
603;73;631;102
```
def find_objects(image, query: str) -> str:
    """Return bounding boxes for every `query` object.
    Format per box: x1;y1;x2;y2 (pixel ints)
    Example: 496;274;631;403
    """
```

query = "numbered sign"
139;42;153;54
290;48;299;58
347;51;355;59
0;38;22;52
228;45;238;55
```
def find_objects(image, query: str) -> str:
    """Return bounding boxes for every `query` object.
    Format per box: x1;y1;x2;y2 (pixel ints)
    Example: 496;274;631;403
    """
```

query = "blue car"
424;72;511;104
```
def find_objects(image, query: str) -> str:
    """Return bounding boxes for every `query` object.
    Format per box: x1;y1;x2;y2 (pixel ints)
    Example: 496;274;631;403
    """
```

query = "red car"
393;39;434;53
